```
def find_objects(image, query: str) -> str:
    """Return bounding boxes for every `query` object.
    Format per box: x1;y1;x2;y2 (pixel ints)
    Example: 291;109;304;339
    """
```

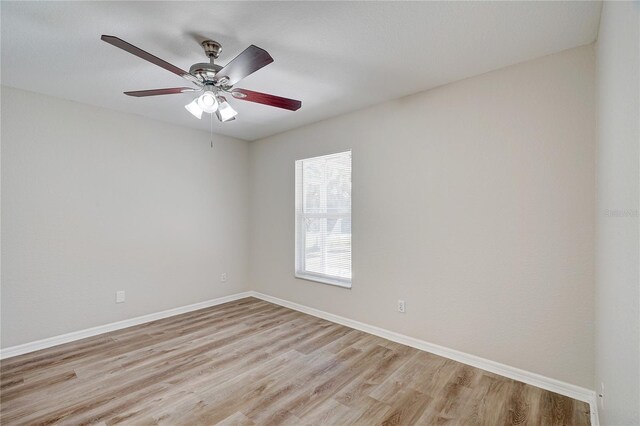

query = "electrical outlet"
598;382;605;409
116;290;125;304
220;272;228;283
398;300;406;313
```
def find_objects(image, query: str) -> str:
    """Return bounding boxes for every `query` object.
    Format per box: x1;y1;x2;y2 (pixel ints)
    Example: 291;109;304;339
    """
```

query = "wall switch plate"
398;300;406;313
220;272;228;283
116;291;125;303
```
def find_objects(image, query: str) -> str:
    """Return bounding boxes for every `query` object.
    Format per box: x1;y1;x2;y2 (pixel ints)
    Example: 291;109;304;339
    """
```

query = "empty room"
1;1;638;425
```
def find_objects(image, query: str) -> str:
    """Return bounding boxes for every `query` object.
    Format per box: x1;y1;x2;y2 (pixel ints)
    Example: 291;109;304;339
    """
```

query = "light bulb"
197;91;218;113
202;93;215;107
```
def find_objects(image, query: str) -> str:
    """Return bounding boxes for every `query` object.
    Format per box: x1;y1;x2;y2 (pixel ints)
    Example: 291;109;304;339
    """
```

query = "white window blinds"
295;151;352;288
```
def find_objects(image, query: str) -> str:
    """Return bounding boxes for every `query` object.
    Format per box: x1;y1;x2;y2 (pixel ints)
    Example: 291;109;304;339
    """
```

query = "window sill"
294;273;352;289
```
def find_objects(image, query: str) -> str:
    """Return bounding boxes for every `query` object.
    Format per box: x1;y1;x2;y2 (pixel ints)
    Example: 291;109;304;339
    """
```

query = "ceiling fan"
101;35;302;122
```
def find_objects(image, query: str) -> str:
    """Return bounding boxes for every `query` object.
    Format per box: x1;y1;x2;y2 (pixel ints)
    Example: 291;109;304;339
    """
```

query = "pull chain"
210;113;214;148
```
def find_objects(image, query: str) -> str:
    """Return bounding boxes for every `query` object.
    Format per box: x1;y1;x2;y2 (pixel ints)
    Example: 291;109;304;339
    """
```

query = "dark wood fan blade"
124;87;199;97
215;45;273;86
231;89;301;111
101;35;201;85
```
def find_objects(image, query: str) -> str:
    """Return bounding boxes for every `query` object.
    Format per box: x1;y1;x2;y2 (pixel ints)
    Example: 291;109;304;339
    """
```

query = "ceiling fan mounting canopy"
201;39;222;59
100;34;302;123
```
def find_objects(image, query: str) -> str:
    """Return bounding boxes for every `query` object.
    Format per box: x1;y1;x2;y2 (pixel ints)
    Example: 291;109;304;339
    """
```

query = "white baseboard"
249;291;598;422
0;292;253;360
0;289;599;425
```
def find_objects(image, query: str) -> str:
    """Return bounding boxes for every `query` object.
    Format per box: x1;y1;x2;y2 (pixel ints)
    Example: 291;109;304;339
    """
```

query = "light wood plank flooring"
0;297;590;425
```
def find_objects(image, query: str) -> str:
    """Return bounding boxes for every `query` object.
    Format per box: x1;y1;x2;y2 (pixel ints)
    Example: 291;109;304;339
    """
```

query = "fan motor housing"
189;62;223;83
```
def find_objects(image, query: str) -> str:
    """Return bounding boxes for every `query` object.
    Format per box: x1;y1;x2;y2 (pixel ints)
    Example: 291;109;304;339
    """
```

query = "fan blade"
215;45;273;86
101;35;201;85
124;87;198;97
231;89;301;111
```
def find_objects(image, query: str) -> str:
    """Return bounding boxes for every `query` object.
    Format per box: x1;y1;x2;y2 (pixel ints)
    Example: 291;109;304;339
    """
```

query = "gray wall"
1;86;251;348
595;2;640;424
249;46;596;388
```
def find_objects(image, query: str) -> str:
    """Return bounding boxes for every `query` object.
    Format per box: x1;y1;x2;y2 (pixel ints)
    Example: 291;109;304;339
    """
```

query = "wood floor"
0;297;590;425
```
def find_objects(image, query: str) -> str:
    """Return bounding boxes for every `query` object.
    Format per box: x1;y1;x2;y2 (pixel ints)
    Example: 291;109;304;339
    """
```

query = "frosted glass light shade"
185;99;203;119
216;97;238;122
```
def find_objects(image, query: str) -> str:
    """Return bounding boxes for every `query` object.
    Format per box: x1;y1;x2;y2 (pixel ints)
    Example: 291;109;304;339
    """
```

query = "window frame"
294;150;352;289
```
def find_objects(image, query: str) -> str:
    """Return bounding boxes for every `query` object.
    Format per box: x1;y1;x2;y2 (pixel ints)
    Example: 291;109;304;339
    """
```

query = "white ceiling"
1;1;601;141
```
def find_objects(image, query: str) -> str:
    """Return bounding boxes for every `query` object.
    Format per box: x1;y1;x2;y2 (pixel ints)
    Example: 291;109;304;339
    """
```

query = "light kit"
184;85;222;119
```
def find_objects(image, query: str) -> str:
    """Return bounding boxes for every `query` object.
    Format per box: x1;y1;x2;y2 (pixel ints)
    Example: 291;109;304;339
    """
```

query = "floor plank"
0;297;591;425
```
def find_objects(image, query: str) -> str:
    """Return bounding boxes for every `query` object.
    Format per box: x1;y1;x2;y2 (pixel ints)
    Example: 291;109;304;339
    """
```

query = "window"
295;151;352;288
